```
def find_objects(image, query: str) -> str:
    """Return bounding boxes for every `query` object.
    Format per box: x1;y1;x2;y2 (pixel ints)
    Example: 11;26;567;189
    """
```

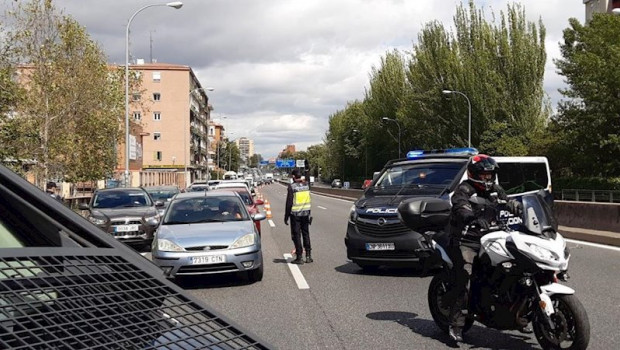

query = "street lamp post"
382;117;402;158
125;1;183;187
442;89;472;148
185;87;214;188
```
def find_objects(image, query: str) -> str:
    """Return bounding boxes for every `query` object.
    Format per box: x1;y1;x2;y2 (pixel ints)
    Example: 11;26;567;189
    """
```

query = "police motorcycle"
397;191;590;349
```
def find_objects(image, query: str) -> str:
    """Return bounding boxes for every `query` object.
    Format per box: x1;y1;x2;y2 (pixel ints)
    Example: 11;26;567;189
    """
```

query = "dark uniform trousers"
449;240;478;327
290;215;311;256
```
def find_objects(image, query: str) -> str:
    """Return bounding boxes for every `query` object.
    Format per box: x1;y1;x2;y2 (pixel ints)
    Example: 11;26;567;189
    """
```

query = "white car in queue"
151;190;266;283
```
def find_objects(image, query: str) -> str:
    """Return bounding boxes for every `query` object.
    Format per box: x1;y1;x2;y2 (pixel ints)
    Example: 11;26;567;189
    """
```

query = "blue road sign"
259;160;269;166
276;159;295;168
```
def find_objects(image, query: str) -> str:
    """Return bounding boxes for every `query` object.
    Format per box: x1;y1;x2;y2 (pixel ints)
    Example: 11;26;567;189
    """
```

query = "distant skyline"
8;0;585;158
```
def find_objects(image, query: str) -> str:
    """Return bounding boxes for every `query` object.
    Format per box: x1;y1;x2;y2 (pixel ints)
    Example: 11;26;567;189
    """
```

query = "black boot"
291;254;304;264
305;251;313;263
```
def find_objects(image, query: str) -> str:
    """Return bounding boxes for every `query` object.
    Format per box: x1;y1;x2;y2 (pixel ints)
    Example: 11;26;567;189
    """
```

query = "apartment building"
128;61;212;185
209;120;227;170
584;0;620;21
235;137;254;164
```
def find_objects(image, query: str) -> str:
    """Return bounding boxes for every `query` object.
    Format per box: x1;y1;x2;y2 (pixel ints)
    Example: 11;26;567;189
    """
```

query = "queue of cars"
77;178;267;284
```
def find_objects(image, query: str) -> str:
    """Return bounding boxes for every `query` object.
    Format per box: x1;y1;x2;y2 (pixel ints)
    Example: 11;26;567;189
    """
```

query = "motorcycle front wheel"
533;294;590;350
428;272;473;333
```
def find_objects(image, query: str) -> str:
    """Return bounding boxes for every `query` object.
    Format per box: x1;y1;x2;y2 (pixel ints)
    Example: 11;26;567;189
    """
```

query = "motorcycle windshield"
520;192;558;238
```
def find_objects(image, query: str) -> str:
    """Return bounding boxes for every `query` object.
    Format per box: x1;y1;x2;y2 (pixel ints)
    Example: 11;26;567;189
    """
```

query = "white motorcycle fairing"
479;230;569;271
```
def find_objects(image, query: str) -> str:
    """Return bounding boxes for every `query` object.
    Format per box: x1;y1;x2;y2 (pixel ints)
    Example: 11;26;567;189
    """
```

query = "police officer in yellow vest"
284;169;313;264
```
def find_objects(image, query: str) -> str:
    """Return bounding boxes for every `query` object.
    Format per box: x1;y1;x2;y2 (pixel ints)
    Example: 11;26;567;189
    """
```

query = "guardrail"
560;189;620;203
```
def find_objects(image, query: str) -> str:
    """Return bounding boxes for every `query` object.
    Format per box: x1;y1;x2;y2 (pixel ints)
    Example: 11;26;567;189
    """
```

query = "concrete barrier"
554;200;620;233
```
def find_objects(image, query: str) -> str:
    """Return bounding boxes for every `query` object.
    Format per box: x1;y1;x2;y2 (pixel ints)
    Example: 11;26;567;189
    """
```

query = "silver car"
151;191;266;282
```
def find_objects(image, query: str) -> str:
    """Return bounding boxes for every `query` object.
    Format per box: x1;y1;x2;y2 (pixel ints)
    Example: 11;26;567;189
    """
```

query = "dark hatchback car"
144;185;180;217
0;164;271;349
79;187;162;249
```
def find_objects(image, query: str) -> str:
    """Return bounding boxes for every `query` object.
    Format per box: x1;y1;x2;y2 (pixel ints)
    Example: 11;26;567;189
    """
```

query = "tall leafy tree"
406;1;548;153
1;0;124;186
552;14;620;177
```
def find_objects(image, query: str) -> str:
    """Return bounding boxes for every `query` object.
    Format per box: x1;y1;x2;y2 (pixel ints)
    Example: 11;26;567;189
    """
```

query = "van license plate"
366;243;395;251
191;255;226;265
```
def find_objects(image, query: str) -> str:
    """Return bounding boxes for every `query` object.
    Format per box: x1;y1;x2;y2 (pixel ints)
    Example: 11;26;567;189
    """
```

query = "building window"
132;93;141;101
133;111;141;120
152;71;161;82
155;151;162;161
154;132;161;141
153;92;161;101
153;112;161;121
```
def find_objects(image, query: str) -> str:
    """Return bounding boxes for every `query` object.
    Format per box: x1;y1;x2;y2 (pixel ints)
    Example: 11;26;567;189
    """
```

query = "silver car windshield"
164;197;250;224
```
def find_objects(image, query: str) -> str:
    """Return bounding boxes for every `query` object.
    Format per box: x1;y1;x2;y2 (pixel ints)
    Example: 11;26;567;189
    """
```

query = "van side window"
498;162;548;194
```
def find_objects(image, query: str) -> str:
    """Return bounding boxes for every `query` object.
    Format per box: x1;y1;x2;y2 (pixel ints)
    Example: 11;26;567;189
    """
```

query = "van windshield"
497;162;548;195
370;162;462;195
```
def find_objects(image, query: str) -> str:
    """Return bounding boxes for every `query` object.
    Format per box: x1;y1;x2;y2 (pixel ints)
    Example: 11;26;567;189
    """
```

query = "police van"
344;148;552;271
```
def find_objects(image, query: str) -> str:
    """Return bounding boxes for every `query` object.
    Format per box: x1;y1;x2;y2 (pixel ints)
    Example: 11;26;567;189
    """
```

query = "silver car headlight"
349;205;358;222
526;243;558;261
230;233;256;249
157;239;186;252
88;216;107;225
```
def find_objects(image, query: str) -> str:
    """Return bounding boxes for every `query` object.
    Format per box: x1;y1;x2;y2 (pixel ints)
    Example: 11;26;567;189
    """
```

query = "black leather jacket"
449;180;508;242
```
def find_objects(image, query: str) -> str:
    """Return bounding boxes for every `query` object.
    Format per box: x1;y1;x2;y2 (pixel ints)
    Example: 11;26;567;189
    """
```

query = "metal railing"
560;189;620;203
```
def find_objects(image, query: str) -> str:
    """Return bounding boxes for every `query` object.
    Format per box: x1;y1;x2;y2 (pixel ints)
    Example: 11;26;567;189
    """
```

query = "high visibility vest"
291;182;311;216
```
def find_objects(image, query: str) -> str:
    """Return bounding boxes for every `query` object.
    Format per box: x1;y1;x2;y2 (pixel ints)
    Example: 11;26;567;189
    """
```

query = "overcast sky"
6;0;585;159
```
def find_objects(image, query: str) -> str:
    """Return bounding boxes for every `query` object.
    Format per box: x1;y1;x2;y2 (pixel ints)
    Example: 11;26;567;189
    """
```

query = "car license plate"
366;243;395;251
190;255;226;265
114;224;140;232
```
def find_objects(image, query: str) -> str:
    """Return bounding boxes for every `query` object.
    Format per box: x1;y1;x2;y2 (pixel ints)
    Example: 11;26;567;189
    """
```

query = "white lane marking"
565;239;620;252
283;253;310;289
317;206;327;210
141;252;148;256
268;219;275;227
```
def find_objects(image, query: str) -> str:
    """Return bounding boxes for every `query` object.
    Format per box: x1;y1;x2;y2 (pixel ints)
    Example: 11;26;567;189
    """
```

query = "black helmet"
467;154;499;191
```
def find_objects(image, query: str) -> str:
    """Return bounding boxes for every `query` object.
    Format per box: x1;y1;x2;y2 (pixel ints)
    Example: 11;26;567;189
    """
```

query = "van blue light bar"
406;147;478;159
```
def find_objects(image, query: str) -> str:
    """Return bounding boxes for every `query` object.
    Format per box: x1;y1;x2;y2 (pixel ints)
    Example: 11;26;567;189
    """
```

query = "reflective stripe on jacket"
291;182;311;216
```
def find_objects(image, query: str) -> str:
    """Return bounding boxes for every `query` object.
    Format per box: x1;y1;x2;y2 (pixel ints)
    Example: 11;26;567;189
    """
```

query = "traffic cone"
264;201;272;218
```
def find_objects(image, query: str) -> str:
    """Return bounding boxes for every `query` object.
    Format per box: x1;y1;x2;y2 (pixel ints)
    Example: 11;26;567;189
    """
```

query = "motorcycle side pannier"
398;197;451;232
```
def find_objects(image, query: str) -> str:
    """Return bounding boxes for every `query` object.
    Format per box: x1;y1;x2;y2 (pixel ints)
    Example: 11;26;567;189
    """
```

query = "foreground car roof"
0;165;271;349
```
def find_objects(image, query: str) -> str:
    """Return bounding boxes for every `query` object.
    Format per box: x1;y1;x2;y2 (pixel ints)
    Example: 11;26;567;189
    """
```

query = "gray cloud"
8;0;585;157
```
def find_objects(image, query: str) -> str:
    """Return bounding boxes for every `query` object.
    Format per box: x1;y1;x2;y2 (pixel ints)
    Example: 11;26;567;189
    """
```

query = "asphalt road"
160;182;620;350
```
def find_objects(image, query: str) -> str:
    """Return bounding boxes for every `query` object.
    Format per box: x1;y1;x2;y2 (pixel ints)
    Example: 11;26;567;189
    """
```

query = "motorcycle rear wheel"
428;272;473;333
533;294;590;350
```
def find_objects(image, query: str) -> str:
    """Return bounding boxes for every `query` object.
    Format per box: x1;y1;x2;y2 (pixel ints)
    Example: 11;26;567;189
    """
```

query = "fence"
560;189;620;203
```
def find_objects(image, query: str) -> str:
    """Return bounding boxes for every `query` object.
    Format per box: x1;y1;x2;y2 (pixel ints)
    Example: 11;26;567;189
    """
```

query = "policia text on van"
344;148;552;271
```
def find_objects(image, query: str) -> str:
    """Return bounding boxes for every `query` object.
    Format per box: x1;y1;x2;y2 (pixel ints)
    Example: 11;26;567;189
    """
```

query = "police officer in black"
447;154;522;342
284;169;313;264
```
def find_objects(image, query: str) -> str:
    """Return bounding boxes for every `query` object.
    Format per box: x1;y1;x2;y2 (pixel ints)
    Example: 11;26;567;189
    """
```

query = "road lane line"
283;253;309;289
268;219;275;227
565;239;620;252
317;206;327;210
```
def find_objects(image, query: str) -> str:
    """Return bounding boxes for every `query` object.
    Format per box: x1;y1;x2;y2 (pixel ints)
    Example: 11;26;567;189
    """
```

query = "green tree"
406;1;548;152
249;153;262;168
1;0;124;186
552;14;620;176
